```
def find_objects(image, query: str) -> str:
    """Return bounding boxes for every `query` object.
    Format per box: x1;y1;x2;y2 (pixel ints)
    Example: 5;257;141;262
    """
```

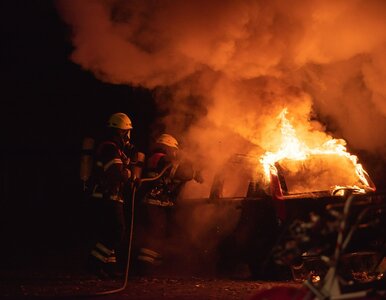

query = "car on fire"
180;151;385;282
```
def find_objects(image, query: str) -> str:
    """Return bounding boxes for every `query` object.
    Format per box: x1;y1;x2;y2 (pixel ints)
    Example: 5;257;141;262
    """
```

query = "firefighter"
87;112;135;278
136;133;203;274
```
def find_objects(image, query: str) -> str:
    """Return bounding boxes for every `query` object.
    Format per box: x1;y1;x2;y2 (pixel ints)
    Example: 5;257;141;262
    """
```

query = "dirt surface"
0;220;302;300
0;267;302;299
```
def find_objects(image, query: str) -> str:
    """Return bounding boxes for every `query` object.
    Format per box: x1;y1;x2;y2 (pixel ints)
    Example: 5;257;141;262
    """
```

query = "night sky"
1;0;157;266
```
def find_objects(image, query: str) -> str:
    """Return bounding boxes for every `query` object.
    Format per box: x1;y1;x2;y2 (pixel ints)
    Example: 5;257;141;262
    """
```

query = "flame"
260;108;373;193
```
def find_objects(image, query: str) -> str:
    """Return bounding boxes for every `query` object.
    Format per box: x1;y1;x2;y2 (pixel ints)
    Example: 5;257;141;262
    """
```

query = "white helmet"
107;113;133;130
156;134;179;149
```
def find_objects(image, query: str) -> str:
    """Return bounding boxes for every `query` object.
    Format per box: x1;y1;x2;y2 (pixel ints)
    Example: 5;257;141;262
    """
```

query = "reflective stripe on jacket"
91;139;130;203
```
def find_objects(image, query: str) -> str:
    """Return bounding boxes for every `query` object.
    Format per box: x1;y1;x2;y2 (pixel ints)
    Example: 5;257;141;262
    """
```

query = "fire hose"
49;182;141;298
81;164;173;297
47;160;172;298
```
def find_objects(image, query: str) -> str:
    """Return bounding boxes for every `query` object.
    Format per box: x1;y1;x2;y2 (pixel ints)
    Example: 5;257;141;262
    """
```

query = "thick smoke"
56;0;386;155
57;0;386;273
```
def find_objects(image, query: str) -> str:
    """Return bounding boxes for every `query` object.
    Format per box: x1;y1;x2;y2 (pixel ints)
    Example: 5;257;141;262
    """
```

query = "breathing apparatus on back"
80;113;145;191
80;113;131;191
80;136;96;191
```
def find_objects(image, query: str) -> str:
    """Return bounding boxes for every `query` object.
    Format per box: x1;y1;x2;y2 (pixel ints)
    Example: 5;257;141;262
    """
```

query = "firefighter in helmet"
136;133;203;273
87;112;135;278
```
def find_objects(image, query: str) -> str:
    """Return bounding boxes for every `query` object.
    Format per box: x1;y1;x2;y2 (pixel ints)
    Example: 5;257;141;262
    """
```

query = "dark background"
0;0;158;268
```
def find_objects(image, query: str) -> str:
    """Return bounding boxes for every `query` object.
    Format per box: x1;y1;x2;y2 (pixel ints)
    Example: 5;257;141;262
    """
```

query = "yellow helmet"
156;134;179;149
107;113;133;130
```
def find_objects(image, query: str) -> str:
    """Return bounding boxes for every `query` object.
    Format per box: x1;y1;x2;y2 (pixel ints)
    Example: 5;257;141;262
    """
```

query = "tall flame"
260;108;373;192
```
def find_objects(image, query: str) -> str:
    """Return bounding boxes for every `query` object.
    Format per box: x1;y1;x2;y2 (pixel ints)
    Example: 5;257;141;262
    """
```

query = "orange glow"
260;108;374;194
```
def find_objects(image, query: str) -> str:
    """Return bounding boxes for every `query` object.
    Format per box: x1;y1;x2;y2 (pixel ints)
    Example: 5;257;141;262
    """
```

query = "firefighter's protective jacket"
143;151;196;207
91;135;131;203
88;134;132;270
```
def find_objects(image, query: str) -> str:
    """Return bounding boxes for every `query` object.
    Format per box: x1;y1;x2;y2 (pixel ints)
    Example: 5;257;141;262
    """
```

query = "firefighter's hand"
194;170;204;184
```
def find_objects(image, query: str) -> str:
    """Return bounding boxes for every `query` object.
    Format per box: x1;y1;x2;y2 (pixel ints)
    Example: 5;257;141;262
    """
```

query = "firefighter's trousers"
89;197;126;270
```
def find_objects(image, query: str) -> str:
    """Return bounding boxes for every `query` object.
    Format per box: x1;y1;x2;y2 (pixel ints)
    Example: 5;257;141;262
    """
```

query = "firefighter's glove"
194;170;204;184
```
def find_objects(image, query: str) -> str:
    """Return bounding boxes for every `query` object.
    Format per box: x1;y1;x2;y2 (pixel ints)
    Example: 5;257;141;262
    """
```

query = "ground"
0;246;301;299
0;270;301;300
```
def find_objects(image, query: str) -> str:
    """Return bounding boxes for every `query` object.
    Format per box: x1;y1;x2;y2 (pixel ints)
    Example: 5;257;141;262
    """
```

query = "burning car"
210;153;384;282
184;108;384;280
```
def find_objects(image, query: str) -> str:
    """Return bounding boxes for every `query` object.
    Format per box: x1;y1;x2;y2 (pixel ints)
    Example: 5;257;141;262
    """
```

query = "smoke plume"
56;0;386;156
57;0;386;273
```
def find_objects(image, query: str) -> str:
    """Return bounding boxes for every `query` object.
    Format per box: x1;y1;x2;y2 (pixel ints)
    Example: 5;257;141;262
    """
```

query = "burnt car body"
180;153;385;280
